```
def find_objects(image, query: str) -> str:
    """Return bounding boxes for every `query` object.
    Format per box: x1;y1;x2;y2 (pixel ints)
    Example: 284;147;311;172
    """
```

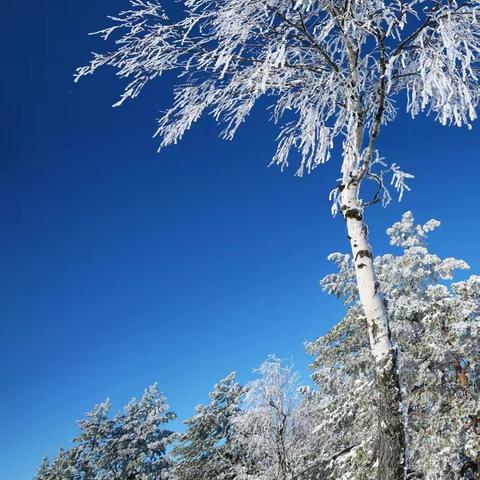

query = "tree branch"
266;4;340;73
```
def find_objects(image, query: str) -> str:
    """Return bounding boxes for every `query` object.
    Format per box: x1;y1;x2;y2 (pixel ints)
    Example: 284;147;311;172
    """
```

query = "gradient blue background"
1;2;479;478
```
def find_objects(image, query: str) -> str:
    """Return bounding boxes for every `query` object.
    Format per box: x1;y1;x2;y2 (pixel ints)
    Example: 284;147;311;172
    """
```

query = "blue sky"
1;2;479;479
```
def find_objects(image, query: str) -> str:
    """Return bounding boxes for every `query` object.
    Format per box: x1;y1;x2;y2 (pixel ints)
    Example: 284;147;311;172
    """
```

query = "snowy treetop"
76;0;480;181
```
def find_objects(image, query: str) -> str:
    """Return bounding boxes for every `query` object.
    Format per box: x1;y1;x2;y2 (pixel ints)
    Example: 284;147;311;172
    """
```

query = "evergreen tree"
34;448;83;480
35;458;52;479
106;385;176;479
74;400;112;479
34;385;176;480
172;373;245;480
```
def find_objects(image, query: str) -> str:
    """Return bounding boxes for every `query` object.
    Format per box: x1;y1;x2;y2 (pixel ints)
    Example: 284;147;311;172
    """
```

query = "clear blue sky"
1;2;479;479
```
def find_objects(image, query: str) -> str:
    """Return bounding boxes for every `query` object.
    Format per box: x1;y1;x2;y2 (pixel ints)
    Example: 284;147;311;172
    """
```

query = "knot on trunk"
355;249;372;261
344;208;363;221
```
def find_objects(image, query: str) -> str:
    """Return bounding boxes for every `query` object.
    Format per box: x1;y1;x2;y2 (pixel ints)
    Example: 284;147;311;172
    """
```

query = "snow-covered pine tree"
76;3;480;477
106;384;176;479
74;399;112;478
34;385;176;480
231;356;315;480
307;212;480;479
33;449;81;480
172;373;246;480
34;458;52;480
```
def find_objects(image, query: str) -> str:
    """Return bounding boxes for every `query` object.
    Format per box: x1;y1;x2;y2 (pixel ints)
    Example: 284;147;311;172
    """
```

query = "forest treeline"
35;213;480;480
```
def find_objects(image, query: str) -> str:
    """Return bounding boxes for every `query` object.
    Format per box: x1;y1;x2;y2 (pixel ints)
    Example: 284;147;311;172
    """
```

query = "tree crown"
77;0;479;208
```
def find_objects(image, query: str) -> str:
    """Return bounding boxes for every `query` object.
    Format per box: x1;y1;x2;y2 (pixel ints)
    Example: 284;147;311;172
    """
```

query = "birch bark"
341;182;405;480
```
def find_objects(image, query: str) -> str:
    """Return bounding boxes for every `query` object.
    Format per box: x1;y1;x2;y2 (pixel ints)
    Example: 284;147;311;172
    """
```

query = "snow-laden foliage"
76;0;479;205
231;357;316;480
34;385;176;480
172;372;246;480
307;212;480;479
76;6;480;476
34;213;480;479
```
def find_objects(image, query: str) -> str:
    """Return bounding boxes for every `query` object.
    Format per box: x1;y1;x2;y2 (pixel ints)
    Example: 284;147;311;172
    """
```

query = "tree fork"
341;183;406;480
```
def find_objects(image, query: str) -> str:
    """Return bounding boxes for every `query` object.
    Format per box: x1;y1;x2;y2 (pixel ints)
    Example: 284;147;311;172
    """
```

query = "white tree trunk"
341;182;405;480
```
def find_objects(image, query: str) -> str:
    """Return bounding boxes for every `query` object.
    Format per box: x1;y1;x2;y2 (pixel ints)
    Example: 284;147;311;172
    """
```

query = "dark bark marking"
355;249;372;261
344;208;363;221
370;320;379;342
362;224;369;238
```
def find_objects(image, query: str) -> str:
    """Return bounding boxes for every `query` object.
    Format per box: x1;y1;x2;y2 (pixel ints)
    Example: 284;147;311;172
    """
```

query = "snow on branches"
232;356;313;479
309;212;480;479
76;0;479;200
33;214;480;480
35;385;176;480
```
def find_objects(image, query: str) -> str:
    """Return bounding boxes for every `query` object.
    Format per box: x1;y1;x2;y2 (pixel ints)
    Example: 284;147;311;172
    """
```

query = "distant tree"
231;357;314;480
74;399;112;479
34;449;80;480
105;385;176;478
307;212;480;479
34;458;52;480
172;373;246;480
76;1;480;477
34;385;176;480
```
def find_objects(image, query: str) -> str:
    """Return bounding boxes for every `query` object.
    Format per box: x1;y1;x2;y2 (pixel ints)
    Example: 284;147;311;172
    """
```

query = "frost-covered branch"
77;0;479;186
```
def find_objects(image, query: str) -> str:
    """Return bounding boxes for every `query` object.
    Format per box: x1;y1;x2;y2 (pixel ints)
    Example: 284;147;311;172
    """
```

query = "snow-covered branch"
76;0;479;190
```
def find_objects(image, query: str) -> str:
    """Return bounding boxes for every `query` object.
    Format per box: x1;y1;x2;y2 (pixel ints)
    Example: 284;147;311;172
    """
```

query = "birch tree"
76;1;480;478
231;357;314;480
